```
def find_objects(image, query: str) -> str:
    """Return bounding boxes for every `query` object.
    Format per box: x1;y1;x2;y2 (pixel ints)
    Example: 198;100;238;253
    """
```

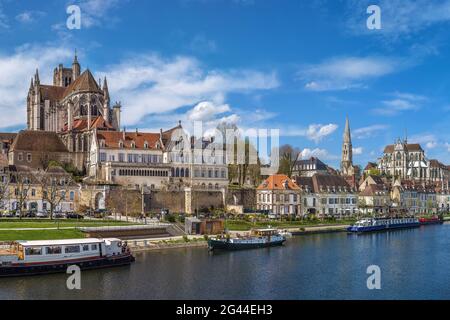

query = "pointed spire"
103;77;110;100
34;69;40;84
73;49;79;64
343;116;351;144
30;77;34;88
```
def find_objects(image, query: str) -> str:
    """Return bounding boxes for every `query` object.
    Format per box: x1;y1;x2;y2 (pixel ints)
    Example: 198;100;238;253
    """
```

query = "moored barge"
208;228;286;251
0;238;135;277
347;218;420;233
419;216;444;225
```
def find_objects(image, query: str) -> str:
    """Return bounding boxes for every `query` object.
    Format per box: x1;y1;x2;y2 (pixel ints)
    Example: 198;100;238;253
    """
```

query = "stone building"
2;165;79;213
391;179;437;215
88;129;170;188
358;182;391;217
8;131;70;170
256;174;301;216
292;157;328;177
296;174;358;218
377;139;449;183
26;53;119;170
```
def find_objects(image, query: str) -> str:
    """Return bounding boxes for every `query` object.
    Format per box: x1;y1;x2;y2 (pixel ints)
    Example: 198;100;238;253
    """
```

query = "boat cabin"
0;238;124;265
251;228;279;237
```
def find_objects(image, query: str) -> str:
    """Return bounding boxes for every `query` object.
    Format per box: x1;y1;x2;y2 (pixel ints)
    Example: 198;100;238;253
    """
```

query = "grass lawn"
0;219;136;229
0;229;85;241
225;219;357;231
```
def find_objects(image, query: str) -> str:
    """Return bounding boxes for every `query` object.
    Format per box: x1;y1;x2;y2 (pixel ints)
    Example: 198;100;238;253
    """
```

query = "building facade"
296;174;358;218
256;174;301;215
378;139;449;183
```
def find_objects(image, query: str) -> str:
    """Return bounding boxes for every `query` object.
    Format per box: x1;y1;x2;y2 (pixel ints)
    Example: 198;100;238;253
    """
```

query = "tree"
0;167;10;210
278;144;300;178
11;169;33;219
217;123;262;187
37;167;74;220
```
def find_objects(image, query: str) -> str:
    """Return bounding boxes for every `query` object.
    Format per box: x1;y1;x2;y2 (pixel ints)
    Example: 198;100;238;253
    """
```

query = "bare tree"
278;144;301;178
11;169;33;219
37;167;74;220
0;168;10;210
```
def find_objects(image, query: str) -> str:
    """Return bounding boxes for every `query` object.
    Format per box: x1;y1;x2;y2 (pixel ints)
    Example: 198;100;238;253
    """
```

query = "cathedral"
26;52;120;170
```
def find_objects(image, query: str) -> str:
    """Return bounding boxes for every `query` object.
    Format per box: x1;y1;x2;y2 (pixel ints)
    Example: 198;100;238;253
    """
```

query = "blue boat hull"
208;239;286;251
347;222;420;233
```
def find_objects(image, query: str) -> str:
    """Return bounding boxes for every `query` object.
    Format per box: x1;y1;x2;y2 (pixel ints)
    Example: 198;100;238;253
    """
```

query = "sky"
0;0;450;169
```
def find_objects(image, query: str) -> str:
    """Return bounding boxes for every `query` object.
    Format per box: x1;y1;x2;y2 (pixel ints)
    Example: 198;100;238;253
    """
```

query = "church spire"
34;69;40;84
341;116;353;176
72;49;81;81
343;116;351;144
103;77;110;101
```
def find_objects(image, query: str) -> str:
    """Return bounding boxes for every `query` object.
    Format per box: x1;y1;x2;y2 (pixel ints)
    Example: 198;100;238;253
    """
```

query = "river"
1;223;450;300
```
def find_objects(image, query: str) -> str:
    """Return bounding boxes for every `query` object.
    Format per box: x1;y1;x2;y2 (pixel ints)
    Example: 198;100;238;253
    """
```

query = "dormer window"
119;140;124;148
144;141;149;149
131;141;136;149
99;139;105;148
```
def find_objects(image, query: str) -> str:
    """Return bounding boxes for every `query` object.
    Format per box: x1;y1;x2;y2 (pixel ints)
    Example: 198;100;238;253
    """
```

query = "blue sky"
0;0;450;168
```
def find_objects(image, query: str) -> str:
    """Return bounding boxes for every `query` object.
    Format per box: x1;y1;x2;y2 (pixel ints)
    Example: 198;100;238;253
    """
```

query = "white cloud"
187;101;230;121
409;134;438;149
100;54;279;126
352;147;363;155
373;92;426;116
0;45;72;129
353;124;389;139
278;123;338;143
15;11;46;23
305;124;338;143
300;56;399;91
76;0;123;28
300;148;339;161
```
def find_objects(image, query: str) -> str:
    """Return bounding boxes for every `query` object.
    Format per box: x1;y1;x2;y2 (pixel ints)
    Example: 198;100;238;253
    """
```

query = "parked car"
53;212;66;219
36;211;49;218
66;213;84;219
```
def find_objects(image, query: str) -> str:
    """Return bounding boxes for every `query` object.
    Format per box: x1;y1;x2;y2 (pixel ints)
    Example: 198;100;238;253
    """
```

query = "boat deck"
0;249;15;256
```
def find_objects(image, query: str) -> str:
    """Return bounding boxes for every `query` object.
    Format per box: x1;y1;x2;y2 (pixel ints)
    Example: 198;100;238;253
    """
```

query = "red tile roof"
62;116;113;132
257;174;300;190
97;131;162;150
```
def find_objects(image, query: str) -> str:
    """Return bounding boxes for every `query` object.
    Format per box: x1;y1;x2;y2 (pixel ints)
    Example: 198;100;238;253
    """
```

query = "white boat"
0;238;135;277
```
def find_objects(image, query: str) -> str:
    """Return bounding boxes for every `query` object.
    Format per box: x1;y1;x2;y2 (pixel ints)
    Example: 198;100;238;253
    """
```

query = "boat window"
46;246;62;255
65;245;81;254
91;244;98;251
25;247;42;256
82;245;90;252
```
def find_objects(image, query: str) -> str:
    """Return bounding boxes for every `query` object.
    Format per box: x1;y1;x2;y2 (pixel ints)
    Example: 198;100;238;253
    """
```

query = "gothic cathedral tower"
341;116;354;176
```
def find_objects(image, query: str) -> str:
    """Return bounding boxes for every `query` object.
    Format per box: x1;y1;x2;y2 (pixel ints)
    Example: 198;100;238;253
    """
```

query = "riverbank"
126;223;350;252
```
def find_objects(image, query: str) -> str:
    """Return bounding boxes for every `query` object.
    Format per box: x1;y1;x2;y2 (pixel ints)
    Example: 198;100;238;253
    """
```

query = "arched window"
176;168;180;177
180;168;185;177
185;168;190;178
